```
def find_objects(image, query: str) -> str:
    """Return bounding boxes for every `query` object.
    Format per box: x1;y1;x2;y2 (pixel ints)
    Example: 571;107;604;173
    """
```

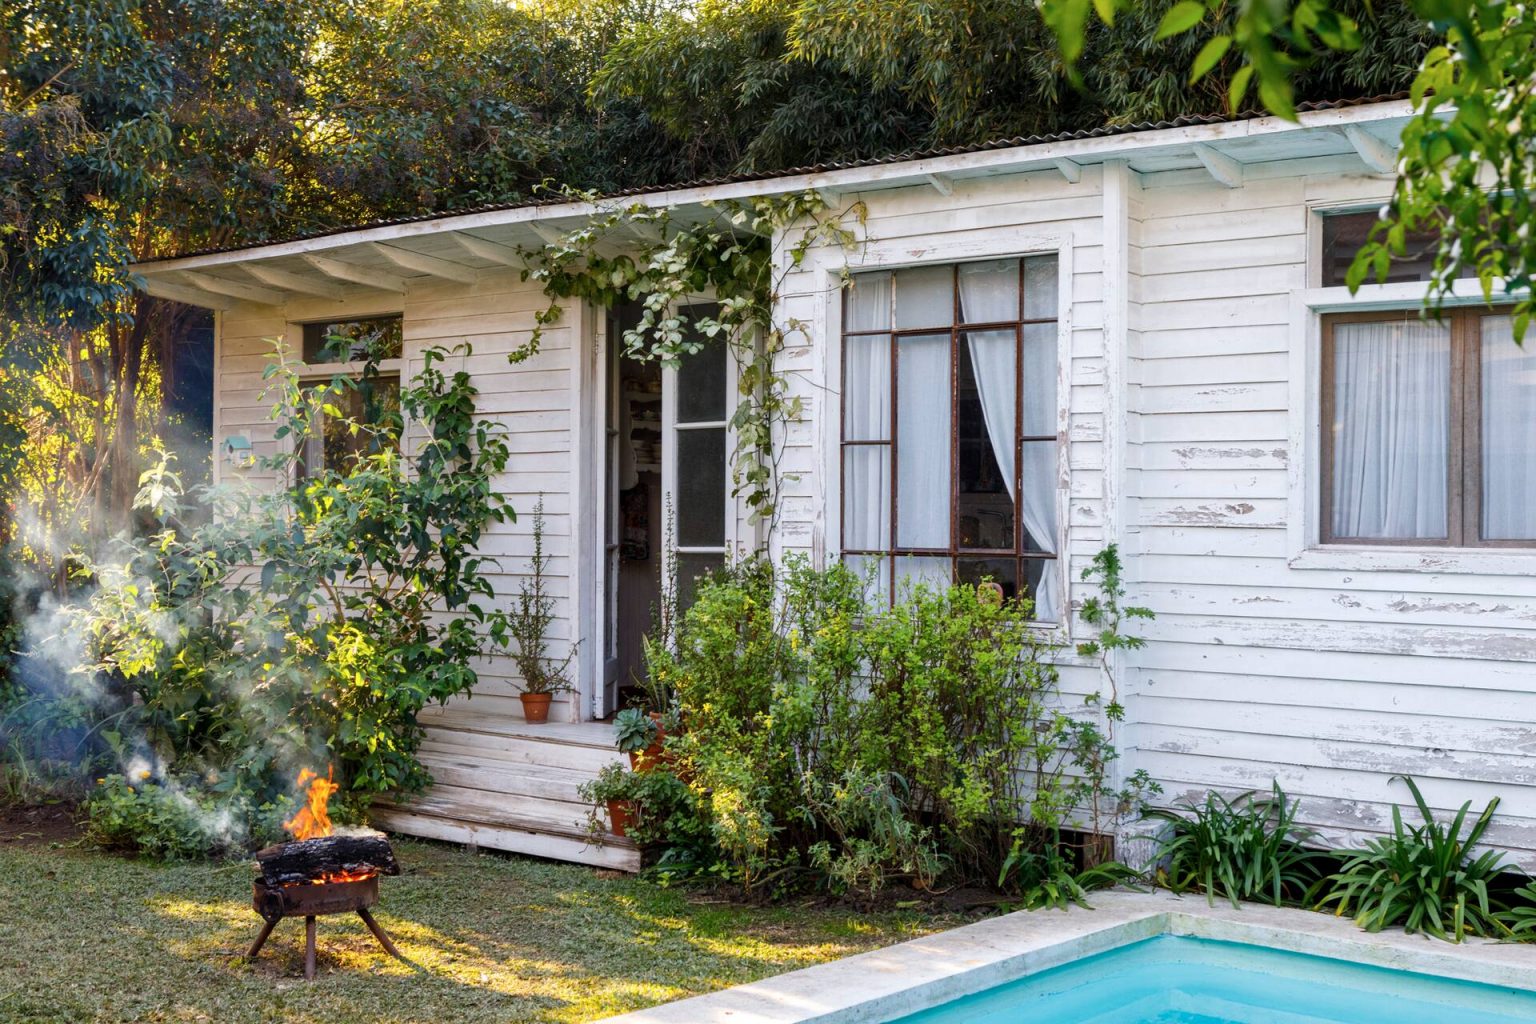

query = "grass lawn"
0;827;959;1024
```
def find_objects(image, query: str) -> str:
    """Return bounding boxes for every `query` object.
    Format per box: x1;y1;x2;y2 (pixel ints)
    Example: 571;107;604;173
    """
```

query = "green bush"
83;774;305;859
1501;880;1536;940
1313;776;1508;942
645;555;1152;898
57;340;515;855
1145;783;1320;907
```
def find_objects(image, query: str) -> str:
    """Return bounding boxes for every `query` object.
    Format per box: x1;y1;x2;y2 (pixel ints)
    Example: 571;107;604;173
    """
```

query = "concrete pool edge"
596;890;1536;1024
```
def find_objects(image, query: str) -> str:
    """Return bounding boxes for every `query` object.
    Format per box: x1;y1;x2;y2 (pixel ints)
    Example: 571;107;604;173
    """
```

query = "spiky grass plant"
1313;776;1507;943
1145;783;1320;908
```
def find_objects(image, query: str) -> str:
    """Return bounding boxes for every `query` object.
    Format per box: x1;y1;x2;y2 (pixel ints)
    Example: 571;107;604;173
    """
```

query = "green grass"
0;836;953;1023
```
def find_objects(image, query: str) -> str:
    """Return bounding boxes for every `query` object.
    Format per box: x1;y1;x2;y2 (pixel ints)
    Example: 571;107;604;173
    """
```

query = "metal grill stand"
246;875;406;980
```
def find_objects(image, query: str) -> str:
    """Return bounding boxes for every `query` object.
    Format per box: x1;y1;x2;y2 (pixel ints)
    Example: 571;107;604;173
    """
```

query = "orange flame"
284;767;338;841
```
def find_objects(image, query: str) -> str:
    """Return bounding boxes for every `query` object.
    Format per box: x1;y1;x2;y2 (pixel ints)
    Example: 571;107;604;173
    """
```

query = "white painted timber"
302;253;408;292
370;241;480;284
240;262;348;299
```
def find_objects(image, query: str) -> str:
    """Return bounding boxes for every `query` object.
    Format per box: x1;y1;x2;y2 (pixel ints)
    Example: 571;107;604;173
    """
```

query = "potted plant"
510;498;574;724
580;762;637;837
613;707;661;769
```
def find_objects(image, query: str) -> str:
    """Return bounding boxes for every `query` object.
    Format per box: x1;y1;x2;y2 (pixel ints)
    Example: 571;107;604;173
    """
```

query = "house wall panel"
1130;155;1536;865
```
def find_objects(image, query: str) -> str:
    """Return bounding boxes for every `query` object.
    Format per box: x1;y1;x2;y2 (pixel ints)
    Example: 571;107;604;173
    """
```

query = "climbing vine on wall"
515;189;863;531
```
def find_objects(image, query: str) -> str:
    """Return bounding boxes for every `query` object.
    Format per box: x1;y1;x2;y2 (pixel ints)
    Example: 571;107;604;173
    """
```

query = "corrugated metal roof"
155;94;1407;262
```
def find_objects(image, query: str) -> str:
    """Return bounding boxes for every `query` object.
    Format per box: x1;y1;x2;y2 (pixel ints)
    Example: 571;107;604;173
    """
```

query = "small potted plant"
580;762;637;837
613;707;661;769
510;498;574;724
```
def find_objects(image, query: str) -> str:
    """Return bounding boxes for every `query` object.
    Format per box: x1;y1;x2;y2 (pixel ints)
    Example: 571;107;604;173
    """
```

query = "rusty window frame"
840;258;1060;612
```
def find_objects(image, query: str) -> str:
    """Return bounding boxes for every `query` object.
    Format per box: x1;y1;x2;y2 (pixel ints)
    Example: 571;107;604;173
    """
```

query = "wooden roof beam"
924;172;954;196
1053;158;1083;184
1193;143;1244;188
302;253;408;293
1340;124;1399;174
370;242;479;285
138;276;237;310
450;231;523;266
179;270;284;306
241;262;348;299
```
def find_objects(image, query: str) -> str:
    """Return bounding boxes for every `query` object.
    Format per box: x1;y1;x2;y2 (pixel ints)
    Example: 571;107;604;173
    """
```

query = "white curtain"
958;262;1059;622
1331;319;1450;539
844;274;893;567
896;334;951;548
1481;315;1536;540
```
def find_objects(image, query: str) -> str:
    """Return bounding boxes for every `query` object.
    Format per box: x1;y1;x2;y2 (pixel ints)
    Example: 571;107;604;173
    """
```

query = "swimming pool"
598;892;1536;1024
886;934;1536;1024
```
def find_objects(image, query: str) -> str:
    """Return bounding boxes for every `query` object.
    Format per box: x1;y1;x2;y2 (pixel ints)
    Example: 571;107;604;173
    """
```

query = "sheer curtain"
958;261;1059;621
844;274;892;562
1331;319;1450;539
1481;314;1536;540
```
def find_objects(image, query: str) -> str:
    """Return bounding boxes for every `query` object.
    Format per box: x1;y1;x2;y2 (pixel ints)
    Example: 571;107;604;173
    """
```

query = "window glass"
675;427;726;547
1481;315;1536;540
842;257;1060;619
302;316;402;363
676;305;726;423
893;265;953;329
895;333;951;548
297;375;400;481
1319;211;1469;288
1330;318;1450;540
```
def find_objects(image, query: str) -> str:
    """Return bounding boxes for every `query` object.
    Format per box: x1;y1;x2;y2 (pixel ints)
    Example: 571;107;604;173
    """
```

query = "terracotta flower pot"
519;692;553;724
606;799;633;837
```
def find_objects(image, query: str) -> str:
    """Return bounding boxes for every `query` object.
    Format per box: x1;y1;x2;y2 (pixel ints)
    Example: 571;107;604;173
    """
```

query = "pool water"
886;935;1536;1024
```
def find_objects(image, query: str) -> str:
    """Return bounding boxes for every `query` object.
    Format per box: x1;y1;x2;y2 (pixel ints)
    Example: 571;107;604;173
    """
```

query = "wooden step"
416;751;596;803
417;722;622;775
372;807;641;872
379;782;596;841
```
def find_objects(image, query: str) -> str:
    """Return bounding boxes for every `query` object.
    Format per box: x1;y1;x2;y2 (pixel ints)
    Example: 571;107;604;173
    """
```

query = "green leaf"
1226;65;1254;111
1155;1;1206;40
1189;35;1232;84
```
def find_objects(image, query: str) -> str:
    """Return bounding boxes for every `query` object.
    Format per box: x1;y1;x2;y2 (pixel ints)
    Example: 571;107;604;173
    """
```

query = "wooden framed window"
1321;307;1536;546
840;257;1060;621
294;315;403;482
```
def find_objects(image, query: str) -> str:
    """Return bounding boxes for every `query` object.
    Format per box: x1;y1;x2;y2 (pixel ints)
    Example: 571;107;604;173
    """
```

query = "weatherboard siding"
1125;157;1536;867
212;270;584;725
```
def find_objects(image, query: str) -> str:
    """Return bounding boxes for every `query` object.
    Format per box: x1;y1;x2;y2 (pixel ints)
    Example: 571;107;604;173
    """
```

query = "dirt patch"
0;802;81;846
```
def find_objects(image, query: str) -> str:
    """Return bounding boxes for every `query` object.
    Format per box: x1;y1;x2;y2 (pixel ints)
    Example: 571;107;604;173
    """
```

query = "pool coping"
597;889;1536;1023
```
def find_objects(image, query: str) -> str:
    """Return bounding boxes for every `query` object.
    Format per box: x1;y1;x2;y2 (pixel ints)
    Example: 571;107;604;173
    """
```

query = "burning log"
254;830;401;887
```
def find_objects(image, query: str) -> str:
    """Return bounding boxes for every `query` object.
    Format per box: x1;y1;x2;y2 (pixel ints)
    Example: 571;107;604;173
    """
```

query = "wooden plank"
380;783;596;840
371;808;640;872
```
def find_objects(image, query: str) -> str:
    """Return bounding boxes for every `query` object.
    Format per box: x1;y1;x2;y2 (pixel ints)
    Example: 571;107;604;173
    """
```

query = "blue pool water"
887;936;1536;1024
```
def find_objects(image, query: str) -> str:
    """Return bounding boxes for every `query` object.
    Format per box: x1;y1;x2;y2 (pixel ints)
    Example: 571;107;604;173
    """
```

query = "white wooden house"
133;96;1536;873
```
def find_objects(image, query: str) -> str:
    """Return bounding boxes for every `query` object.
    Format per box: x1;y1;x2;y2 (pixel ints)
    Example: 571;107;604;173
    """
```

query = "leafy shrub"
645;555;1151;898
1145;783;1320;907
84;774;312;859
579;762;708;855
1313;776;1508;942
56;340;515;854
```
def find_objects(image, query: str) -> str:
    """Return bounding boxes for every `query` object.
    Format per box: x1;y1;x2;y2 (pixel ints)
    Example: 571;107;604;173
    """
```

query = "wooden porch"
373;708;639;872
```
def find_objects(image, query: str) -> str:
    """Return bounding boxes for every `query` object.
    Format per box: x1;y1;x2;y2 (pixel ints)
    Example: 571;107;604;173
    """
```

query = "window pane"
299;376;400;481
1023;256;1058;320
894;265;953;329
843;335;891;440
677;324;726;423
957;260;1018;324
843;446;891;549
302;316;402;363
957;557;1017;600
958;333;1015;550
1319;212;1461;288
848;272;892;331
1330;318;1450;539
675;427;726;547
896;333;951;548
1020;558;1053;622
894;555;950;597
1021;322;1057;436
675;552;724;612
1481;314;1536;540
843;553;889;606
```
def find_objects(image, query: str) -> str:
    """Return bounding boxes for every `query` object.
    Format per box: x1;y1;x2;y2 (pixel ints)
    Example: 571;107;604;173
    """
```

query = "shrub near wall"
646;557;1152;899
